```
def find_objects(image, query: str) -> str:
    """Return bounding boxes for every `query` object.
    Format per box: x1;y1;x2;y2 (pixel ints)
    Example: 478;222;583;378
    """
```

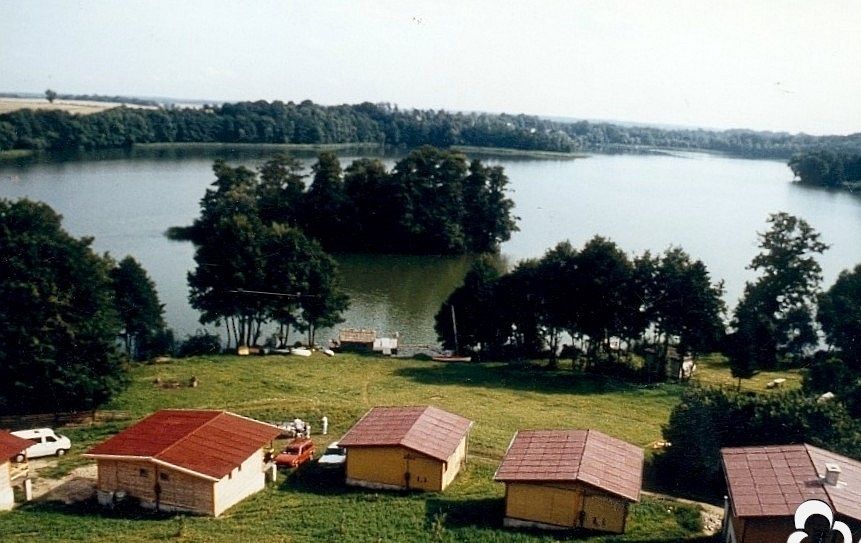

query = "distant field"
0;354;785;542
0;98;155;115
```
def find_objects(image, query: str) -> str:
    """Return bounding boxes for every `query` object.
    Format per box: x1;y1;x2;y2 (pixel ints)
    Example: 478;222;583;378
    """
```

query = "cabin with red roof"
494;429;644;533
338;405;473;492
721;444;861;543
84;410;281;516
0;430;32;511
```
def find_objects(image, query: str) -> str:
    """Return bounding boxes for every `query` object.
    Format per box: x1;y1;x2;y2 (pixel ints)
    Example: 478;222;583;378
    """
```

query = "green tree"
729;213;828;377
389;146;468;253
110;256;166;360
818;263;861;369
257;152;305;227
648;247;726;375
293;237;350;346
45;89;57;103
462;160;518;252
303;151;347;249
434;256;503;357
0;199;126;414
187;161;267;348
570;236;636;367
342;158;393;250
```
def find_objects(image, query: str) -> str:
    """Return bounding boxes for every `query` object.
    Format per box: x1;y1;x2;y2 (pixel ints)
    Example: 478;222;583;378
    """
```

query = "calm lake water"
2;147;860;346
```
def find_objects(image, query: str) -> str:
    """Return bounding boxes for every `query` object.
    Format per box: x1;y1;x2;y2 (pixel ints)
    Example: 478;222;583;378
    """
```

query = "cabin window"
139;468;149;477
159;472;169;482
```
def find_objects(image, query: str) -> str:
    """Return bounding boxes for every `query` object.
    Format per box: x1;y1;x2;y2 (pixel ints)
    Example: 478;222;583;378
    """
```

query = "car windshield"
285;447;300;454
326;447;345;455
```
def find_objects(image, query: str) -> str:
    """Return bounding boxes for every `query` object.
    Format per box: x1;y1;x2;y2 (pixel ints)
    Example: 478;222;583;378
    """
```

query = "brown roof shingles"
86;410;281;480
493;429;643;502
338;406;473;462
721;444;861;520
0;430;31;461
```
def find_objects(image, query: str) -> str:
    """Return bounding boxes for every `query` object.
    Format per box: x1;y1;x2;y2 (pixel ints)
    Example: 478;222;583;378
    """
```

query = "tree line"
3;99;861;158
434;238;726;379
436;211;861;388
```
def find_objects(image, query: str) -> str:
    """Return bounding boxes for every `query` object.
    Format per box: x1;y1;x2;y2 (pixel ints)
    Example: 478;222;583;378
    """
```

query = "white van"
10;428;71;461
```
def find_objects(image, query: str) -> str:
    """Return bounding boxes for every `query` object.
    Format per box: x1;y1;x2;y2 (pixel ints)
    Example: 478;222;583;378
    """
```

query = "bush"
177;331;222;357
654;386;861;498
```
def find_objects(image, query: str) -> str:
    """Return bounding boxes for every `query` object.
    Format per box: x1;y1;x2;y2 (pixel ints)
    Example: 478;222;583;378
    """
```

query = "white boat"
290;347;312;357
322;348;335;357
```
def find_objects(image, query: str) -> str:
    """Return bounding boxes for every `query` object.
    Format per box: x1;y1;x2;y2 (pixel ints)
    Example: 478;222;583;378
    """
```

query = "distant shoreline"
451;146;587;159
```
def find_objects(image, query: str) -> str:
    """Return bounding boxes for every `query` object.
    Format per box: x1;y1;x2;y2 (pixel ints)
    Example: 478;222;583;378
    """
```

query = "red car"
274;438;315;468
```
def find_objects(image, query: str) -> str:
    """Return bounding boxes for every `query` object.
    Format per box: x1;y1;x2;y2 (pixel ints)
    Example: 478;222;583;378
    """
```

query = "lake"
2;146;860;347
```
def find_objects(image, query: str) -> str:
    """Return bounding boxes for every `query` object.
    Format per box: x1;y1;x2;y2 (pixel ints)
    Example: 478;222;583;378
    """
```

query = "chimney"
824;463;842;486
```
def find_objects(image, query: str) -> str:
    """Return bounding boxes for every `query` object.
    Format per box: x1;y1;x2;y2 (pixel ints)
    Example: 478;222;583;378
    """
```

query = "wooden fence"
0;410;130;431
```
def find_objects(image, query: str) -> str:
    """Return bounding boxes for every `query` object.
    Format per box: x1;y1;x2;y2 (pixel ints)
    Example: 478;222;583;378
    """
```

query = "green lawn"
1;353;758;542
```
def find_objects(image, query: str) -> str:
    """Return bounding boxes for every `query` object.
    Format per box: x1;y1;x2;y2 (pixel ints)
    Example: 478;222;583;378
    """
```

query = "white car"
10;428;71;461
317;442;346;469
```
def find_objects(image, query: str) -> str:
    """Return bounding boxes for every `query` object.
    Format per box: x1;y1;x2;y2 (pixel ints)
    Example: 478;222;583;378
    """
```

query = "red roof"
493;429;644;502
722;444;861;521
338;406;473;462
86;410;281;480
0;430;31;461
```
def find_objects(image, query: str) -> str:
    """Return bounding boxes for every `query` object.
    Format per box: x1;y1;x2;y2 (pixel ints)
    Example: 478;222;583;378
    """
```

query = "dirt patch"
32;464;97;504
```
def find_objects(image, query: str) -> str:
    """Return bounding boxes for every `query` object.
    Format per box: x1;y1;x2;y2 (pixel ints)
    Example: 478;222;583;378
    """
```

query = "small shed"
0;430;32;511
494;429;643;533
338;329;377;351
722;444;861;543
84;410;281;516
338;405;473;492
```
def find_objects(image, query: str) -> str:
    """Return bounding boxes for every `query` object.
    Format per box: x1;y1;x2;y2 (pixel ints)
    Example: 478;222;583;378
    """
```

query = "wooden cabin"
338;406;472;492
0;430;32;511
494;429;643;533
721;444;861;543
84;410;281;516
337;329;377;352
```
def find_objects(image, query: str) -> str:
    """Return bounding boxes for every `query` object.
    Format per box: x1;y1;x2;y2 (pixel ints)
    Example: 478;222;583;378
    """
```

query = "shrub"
178;331;222;357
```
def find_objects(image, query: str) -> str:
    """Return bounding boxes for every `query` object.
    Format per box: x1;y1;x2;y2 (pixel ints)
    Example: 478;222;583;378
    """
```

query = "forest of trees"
175;146;517;255
434;239;726;379
3;99;861;158
789;149;861;189
0;199;171;414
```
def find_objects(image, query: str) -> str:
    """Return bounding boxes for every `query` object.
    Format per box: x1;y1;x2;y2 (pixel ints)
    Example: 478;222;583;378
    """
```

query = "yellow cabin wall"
345;438;468;492
506;483;582;528
582;493;627;533
441;436;468;490
0;461;12;511
504;482;630;534
347;447;412;488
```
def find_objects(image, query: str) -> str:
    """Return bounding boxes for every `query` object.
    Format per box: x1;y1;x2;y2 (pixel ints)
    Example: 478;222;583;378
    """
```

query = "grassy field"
0;353;781;542
0;98;154;115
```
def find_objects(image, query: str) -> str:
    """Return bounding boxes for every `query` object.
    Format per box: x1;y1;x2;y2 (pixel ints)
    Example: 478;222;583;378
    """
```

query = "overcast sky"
2;1;860;135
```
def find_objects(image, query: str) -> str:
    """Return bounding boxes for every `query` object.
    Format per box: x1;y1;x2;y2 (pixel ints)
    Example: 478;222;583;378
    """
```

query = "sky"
2;1;860;135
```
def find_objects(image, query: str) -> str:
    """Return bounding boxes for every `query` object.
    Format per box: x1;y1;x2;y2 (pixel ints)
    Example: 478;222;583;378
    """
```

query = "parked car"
317;441;346;470
274;437;315;468
10;428;71;461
